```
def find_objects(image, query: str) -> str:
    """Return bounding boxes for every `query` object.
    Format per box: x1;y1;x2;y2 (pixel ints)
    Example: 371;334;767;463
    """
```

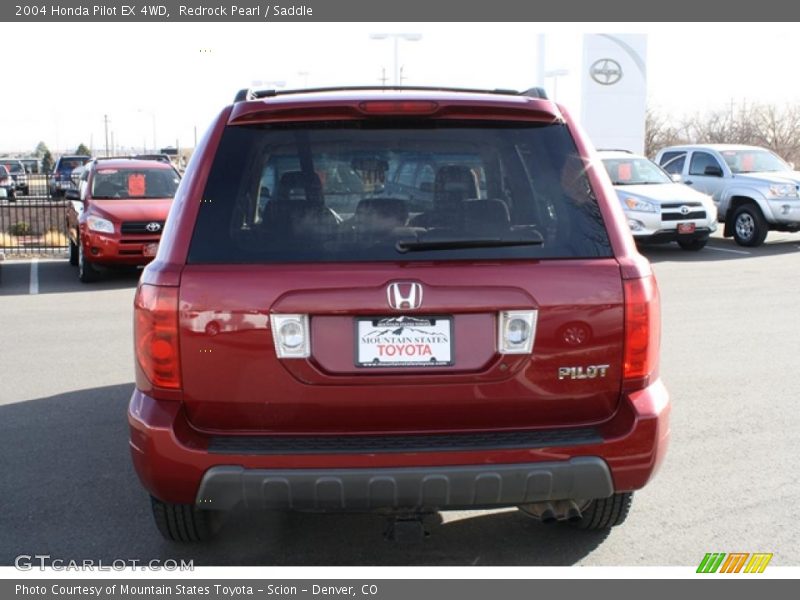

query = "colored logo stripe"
697;552;773;573
719;553;749;573
744;553;773;573
697;553;726;573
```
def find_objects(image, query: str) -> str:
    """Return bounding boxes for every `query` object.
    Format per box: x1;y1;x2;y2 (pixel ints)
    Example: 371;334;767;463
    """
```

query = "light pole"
252;79;285;90
138;109;157;153
369;33;422;86
544;68;569;102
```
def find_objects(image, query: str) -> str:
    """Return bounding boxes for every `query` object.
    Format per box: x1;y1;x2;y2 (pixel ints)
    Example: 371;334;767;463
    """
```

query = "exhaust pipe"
540;504;557;524
518;499;587;523
565;500;583;523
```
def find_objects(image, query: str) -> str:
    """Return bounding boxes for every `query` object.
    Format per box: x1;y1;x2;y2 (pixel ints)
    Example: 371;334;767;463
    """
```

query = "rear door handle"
684;180;693;185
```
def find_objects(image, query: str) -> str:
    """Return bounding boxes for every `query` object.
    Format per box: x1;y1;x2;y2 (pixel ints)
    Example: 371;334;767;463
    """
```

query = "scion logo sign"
356;316;452;367
590;59;623;86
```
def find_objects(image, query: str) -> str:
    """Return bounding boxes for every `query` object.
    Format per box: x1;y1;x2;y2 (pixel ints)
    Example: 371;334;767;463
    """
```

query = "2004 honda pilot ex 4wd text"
128;86;670;542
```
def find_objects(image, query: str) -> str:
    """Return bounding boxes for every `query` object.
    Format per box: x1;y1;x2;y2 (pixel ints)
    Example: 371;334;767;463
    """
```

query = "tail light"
622;275;660;391
358;100;439;115
134;284;181;389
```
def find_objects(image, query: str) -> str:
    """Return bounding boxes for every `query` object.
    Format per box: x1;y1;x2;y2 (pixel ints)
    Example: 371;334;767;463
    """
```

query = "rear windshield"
189;121;612;263
1;162;24;174
91;168;180;199
58;157;89;172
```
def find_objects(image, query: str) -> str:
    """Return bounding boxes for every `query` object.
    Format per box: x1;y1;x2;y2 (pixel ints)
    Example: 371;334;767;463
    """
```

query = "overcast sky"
4;22;800;155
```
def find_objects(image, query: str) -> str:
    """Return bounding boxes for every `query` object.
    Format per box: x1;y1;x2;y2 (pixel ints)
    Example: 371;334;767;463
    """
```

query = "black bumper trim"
195;458;614;511
207;427;602;455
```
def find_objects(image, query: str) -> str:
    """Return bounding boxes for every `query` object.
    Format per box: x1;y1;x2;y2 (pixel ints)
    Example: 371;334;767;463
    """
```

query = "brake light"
358;100;439;115
622;275;660;391
134;284;181;389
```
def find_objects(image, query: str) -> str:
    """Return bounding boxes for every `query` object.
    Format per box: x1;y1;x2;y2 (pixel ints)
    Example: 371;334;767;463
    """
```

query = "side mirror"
704;165;723;177
670;173;682;183
64;189;80;201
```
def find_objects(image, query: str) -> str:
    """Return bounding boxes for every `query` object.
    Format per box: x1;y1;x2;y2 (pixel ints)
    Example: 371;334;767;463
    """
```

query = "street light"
369;33;422;86
252;79;285;90
137;108;157;153
544;68;569;102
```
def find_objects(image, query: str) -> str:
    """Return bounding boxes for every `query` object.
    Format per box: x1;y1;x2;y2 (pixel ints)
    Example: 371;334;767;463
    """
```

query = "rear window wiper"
396;235;543;253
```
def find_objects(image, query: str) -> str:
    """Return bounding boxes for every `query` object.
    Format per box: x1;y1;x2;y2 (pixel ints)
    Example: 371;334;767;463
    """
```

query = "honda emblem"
387;282;423;310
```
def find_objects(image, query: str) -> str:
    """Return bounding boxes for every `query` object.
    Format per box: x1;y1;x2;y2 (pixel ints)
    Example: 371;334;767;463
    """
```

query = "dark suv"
129;86;670;542
49;155;91;198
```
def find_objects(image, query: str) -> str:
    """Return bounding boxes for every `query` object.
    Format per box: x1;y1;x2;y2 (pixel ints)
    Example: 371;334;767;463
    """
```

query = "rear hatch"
177;101;624;435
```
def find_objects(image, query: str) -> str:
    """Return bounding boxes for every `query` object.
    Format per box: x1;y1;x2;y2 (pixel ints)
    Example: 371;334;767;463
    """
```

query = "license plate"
142;242;159;257
677;222;696;234
356;316;452;367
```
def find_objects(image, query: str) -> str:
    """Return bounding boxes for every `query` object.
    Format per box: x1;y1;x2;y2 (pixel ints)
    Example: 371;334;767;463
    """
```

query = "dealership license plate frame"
677;222;696;234
355;316;453;368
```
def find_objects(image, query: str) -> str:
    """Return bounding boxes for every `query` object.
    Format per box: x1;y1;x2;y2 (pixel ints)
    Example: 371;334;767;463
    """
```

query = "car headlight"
768;184;798;198
621;196;658;213
86;216;115;234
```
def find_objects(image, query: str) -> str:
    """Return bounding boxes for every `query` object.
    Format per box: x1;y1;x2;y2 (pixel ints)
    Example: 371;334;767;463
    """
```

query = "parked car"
0;159;29;195
49;155;91;198
655;144;800;246
65;157;181;282
0;165;15;201
128;86;669;542
597;150;717;251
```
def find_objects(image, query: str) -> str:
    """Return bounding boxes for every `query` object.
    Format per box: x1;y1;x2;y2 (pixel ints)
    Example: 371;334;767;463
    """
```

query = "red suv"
66;157;181;282
128;87;670;542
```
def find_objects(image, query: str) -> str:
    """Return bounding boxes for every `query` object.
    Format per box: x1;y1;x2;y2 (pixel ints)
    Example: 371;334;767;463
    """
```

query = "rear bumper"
197;459;613;512
128;379;670;507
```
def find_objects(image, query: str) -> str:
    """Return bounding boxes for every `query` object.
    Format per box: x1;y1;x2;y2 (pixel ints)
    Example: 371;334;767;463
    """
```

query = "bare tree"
647;101;800;165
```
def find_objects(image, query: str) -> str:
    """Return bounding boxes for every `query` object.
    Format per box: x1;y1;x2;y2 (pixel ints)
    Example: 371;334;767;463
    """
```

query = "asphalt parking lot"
0;231;798;566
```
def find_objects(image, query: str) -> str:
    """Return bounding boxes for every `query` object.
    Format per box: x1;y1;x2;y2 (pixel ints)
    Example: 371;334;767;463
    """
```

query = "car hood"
732;171;800;186
613;182;712;204
88;198;173;222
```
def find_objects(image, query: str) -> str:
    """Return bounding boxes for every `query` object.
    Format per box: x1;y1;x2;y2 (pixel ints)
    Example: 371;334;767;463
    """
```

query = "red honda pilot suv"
128;86;670;542
66;157;181;282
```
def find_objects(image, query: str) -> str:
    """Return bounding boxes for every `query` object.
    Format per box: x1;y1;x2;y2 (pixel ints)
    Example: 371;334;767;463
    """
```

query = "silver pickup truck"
655;144;800;246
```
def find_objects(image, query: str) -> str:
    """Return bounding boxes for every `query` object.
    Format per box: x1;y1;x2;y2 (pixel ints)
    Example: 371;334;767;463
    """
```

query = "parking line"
705;246;751;255
29;259;39;295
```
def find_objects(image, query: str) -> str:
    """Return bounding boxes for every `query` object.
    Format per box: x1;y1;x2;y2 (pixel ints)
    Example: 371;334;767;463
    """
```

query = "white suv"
655;144;800;247
598;150;717;251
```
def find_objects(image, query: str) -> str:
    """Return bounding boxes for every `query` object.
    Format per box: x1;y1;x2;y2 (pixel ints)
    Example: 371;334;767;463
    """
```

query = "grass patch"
43;230;69;247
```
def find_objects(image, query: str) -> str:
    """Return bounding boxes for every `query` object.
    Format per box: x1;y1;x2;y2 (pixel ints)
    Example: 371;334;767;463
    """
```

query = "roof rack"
233;85;549;103
94;155;172;163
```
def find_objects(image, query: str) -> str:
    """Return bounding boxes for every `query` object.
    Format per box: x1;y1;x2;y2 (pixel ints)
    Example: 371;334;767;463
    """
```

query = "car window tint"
689;151;722;176
189;121;613;263
659;152;686;175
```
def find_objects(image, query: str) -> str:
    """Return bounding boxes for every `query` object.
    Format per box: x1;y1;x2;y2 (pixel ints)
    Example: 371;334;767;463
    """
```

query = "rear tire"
732;204;768;247
150;496;220;542
77;241;99;283
677;238;708;251
568;492;633;530
68;239;78;266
